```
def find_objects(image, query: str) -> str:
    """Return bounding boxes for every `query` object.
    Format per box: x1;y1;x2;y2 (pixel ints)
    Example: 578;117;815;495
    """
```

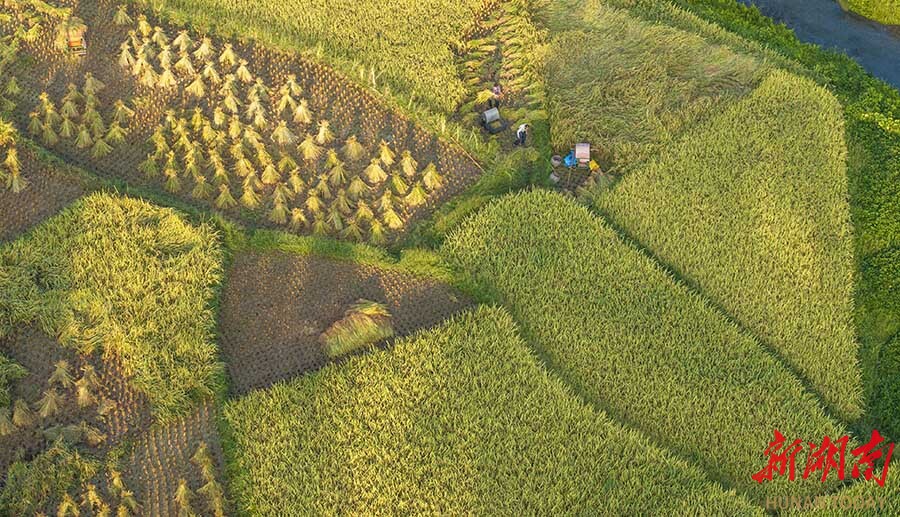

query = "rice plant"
0;193;224;420
134;61;446;242
174;479;198;517
223;306;760;516
0;354;26;407
595;71;862;420
0;119;27;193
319;299;394;358
443;190;851;503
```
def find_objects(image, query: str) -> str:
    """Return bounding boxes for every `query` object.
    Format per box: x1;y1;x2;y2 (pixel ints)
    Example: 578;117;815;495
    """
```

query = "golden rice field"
138;0;485;113
442;189;851;504
0;0;896;513
223;306;761;515
596;70;862;420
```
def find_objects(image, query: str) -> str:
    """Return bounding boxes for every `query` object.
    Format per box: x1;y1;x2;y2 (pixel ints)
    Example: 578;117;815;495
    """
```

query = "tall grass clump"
541;0;766;171
0;193;224;420
224;306;760;515
443;190;849;502
595;70;862;420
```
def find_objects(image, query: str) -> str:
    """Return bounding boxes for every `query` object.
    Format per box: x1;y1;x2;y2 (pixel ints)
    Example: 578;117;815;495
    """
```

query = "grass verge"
840;0;900;26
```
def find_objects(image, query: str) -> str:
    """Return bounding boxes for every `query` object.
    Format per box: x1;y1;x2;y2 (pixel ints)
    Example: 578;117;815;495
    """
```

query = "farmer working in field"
488;82;503;109
514;123;529;146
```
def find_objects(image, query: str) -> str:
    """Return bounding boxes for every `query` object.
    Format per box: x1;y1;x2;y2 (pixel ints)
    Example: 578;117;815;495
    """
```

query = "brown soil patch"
0;146;85;242
0;325;152;483
125;400;227;516
218;252;473;395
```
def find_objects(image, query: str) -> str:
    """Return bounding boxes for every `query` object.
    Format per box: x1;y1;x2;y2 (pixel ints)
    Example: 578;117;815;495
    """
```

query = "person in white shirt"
514;123;529;146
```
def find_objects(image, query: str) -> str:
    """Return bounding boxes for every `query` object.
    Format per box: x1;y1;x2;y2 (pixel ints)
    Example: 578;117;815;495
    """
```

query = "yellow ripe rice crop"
596;70;862;420
541;0;766;171
0;193;224;420
224;306;760;515
443;190;849;503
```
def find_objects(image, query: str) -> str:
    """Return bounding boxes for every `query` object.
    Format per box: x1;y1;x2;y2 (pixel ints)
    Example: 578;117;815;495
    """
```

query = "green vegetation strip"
0;193;224;420
840;0;900;25
224;306;759;515
443;190;848;502
596;70;861;420
540;0;766;171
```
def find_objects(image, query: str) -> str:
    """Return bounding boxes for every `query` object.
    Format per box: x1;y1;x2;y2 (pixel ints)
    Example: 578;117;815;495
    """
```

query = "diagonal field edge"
589;201;868;438
465;209;863;509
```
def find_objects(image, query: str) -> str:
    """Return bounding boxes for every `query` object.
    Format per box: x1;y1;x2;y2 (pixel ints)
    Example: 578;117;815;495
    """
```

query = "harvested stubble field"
223;306;761;516
0;325;151;479
5;1;483;244
0;144;85;241
218;251;472;395
596;70;862;420
443;190;850;503
125;400;228;516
